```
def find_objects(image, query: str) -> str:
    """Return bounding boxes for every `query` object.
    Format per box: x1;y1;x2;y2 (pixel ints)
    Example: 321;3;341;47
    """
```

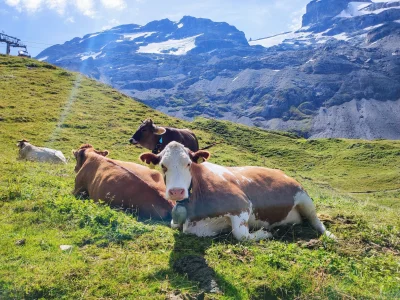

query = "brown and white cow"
73;144;173;220
140;142;335;241
129;119;199;153
17;139;67;164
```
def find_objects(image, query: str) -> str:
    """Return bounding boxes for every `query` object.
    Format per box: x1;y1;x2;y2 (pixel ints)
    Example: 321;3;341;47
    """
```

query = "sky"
0;0;310;56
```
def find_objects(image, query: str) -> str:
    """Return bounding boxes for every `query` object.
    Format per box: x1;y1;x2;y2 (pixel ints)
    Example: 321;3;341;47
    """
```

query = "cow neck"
152;134;164;154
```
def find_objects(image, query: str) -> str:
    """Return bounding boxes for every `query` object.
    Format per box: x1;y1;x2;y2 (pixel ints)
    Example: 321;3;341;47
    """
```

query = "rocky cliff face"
37;1;400;139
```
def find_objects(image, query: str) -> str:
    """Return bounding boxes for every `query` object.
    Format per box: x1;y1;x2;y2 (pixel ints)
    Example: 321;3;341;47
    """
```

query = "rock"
60;245;73;251
15;239;26;246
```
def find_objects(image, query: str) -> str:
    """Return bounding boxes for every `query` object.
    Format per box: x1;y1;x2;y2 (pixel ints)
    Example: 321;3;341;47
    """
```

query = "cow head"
16;139;29;149
140;141;210;201
72;144;109;173
129;119;166;149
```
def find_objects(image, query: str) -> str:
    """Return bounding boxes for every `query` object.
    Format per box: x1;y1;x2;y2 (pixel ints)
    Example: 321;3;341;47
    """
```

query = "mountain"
36;1;400;139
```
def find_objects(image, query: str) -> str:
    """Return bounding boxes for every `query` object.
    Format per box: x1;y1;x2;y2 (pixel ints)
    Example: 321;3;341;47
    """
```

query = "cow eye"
161;164;167;173
187;163;191;167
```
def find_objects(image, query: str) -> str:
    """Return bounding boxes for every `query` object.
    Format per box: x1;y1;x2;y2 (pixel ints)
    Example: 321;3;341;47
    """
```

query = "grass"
0;54;399;299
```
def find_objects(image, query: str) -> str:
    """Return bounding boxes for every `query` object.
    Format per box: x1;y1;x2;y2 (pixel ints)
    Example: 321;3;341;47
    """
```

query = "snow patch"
123;32;156;41
137;34;203;55
80;51;102;60
249;31;298;48
79;33;100;43
177;23;184;28
37;56;48;61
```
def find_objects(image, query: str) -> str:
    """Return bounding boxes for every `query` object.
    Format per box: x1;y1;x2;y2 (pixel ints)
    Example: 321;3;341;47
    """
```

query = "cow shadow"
147;220;324;299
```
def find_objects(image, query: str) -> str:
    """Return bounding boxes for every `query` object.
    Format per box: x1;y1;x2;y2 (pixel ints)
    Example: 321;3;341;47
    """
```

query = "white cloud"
65;16;75;23
4;0;96;16
0;8;10;15
100;0;126;10
74;0;96;18
47;0;67;15
5;0;21;6
101;18;120;30
289;6;306;31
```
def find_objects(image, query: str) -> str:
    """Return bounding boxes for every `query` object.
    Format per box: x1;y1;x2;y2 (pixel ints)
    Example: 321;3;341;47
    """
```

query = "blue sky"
0;0;310;56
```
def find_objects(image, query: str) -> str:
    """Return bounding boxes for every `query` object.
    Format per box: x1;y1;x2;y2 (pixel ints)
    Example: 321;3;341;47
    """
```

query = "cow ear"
72;150;77;157
153;126;166;135
140;153;160;165
95;150;109;157
189;150;210;164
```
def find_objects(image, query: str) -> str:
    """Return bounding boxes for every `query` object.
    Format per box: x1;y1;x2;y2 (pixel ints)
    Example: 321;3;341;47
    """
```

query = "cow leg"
295;191;336;240
230;213;272;241
183;217;230;237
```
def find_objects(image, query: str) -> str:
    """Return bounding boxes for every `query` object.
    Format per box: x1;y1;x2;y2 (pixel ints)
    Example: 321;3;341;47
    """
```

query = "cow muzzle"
129;138;138;145
168;188;186;201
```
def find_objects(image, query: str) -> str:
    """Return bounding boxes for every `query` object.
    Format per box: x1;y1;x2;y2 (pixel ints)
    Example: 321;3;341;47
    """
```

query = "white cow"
140;142;335;241
17;139;67;164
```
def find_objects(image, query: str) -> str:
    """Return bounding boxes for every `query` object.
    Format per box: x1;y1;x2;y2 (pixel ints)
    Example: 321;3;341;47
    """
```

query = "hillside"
0;55;400;299
36;0;400;139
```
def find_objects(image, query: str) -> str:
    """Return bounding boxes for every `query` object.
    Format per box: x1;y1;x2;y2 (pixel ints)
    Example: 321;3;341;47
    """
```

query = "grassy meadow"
0;55;399;299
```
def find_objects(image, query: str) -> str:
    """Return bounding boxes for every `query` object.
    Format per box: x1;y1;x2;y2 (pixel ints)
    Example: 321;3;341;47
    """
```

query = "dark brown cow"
73;144;173;220
129;119;199;153
140;142;335;241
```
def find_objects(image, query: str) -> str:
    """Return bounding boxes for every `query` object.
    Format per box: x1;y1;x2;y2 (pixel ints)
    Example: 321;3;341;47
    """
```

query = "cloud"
101;18;120;30
4;0;126;16
47;0;67;15
74;0;96;18
289;6;306;31
100;0;126;10
0;8;10;15
65;16;75;23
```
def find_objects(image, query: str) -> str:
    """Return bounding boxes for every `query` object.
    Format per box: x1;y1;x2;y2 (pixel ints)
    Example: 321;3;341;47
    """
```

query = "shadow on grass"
147;220;325;299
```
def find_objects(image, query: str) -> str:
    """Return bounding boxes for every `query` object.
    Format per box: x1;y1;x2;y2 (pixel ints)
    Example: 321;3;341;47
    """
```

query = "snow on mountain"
137;34;203;55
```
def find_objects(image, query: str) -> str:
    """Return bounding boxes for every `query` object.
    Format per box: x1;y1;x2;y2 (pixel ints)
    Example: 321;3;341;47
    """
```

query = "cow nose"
168;188;185;200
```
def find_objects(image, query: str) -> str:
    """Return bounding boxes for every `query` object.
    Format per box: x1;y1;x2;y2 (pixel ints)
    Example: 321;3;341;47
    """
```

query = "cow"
140;142;335;241
16;139;67;164
129;119;199;154
72;144;174;220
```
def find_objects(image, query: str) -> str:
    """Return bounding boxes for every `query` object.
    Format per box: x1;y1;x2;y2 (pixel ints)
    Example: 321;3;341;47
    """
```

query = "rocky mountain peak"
302;0;371;27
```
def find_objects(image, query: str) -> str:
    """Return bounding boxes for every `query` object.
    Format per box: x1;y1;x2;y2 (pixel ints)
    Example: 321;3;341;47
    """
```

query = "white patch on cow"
230;211;272;241
241;175;252;183
270;208;302;228
294;190;336;240
183;216;230;237
203;162;235;181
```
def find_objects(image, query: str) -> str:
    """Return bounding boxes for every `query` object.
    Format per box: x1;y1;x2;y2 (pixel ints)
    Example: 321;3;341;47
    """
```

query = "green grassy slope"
0;55;399;299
